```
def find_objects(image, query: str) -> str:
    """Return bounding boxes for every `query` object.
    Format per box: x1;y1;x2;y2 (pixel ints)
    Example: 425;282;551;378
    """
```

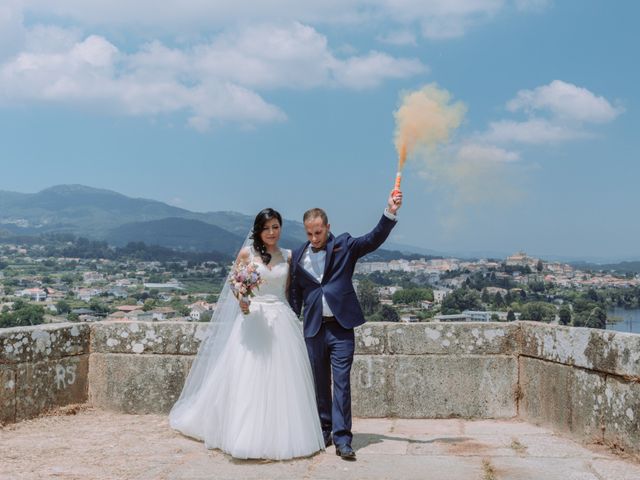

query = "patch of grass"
482;458;497;480
510;438;528;455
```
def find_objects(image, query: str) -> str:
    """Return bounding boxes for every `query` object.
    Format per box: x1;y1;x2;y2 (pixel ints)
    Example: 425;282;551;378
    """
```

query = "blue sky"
0;1;638;260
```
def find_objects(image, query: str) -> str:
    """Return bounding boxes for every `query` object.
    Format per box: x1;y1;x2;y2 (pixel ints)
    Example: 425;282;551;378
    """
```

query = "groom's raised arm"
350;190;403;259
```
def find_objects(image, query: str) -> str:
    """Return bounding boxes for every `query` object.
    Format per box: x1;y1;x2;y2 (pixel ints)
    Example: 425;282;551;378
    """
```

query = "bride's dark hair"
250;208;283;265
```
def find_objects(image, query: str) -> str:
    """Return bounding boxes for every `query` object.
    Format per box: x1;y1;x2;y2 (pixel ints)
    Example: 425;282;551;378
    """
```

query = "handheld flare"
392;172;402;196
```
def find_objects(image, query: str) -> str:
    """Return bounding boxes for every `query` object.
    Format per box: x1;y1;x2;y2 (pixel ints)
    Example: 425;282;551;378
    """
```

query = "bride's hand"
239;297;251;314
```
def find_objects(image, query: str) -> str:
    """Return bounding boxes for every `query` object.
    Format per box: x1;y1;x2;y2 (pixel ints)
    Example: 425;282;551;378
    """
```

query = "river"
606;307;640;334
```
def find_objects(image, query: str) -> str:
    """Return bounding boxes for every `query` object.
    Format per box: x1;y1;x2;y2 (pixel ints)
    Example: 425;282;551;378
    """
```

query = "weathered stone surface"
354;323;387;355
354;354;517;419
15;354;89;421
601;375;640;455
1;364;16;424
519;356;606;441
0;323;90;365
352;356;392;417
520;322;640;378
89;353;194;414
387;322;519;355
90;321;211;355
15;412;637;480
389;355;518;418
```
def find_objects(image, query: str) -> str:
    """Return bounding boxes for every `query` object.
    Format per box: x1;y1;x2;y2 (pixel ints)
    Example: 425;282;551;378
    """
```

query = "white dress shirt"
301;209;397;317
302;245;334;317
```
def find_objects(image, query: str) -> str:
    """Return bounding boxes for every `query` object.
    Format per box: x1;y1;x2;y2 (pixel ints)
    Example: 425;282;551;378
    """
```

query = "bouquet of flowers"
229;262;263;302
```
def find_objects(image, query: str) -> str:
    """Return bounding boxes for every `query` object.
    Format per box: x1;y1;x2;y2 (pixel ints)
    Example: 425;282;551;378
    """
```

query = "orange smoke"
398;143;407;171
393;83;466;175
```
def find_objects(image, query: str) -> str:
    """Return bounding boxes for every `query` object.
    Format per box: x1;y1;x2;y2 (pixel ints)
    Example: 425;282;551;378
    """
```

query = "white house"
17;288;47;301
434;288;452;304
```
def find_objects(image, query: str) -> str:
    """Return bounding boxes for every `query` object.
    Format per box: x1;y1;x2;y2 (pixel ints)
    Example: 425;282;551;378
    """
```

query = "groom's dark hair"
303;208;328;225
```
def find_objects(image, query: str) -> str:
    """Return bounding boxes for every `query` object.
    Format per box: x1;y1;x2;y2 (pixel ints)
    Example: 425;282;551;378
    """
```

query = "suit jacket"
289;214;396;338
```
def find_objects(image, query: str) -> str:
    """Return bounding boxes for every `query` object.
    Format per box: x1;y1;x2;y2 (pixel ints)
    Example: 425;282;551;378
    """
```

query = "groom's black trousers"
305;320;355;447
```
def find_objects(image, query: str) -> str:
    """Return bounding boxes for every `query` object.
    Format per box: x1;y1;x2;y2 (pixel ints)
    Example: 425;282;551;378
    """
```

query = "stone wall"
1;320;639;456
86;321;520;419
0;323;90;424
518;322;640;456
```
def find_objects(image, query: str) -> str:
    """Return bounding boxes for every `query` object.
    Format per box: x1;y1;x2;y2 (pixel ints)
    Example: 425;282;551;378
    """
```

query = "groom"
289;190;402;460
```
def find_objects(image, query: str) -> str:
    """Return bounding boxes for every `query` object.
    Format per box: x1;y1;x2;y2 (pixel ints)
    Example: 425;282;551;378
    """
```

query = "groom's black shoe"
335;444;356;461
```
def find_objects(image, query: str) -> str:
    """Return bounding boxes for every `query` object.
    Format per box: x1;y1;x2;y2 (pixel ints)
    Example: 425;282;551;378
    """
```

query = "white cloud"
377;30;417;46
19;0;545;41
481;118;585;144
456;143;520;163
0;1;25;60
0;22;426;130
507;80;623;123
474;81;622;145
514;0;552;12
333;52;427;89
0;33;286;128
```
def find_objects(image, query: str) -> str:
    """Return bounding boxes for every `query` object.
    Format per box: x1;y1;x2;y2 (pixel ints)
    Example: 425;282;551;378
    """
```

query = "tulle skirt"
170;298;324;460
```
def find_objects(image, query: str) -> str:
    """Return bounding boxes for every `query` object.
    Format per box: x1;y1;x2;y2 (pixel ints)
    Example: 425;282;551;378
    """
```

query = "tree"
56;300;72;314
90;300;110;315
504;291;513;306
585;306;607;330
558;305;572;326
507;310;516;322
379;304;400;322
0;302;45;328
586;288;600;302
392;288;433;305
441;288;482;315
481;289;491;304
61;274;76;285
519;302;556;323
357;279;379;315
142;299;156;312
493;292;504;308
536;259;544;273
529;280;545;293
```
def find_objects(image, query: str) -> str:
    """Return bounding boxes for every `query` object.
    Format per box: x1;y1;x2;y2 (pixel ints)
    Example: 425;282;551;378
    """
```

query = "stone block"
519;356;606;441
354;323;386;355
387;322;519;355
354;354;517;419
520;322;640;378
15;354;89;421
0;365;16;424
90;321;212;355
352;355;392;417
389;355;518;418
601;375;640;456
89;353;194;414
0;323;90;365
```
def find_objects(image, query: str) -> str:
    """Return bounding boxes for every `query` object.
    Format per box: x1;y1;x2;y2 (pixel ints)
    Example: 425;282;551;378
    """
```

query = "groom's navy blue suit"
289;214;396;448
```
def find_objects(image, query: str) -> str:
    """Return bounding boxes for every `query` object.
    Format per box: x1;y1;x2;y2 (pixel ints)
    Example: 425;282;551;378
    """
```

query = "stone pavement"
1;408;639;480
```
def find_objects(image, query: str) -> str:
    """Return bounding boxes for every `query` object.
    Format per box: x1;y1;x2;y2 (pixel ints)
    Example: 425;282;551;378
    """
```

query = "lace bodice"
249;247;290;302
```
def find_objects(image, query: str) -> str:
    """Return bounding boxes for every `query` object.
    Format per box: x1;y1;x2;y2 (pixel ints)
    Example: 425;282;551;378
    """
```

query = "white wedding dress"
169;247;324;460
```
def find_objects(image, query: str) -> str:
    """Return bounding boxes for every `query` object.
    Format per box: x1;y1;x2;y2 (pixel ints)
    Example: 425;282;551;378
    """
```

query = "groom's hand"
387;190;403;215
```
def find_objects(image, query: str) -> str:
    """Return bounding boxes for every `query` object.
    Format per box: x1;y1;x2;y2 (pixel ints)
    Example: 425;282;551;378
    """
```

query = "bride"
169;208;325;460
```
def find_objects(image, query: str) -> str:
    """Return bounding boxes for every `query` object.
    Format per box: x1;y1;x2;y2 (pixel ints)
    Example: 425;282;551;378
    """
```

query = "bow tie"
311;245;326;253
